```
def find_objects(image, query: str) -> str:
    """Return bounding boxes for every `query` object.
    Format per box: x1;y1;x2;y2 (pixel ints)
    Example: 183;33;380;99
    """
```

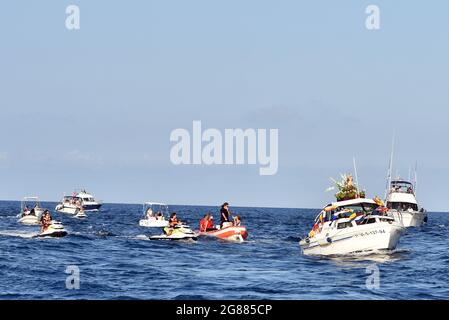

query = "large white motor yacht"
300;198;405;256
55;189;102;214
385;180;427;227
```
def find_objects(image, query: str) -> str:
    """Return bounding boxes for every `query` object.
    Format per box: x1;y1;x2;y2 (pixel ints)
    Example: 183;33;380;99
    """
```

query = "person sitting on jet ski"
40;210;52;232
169;212;180;227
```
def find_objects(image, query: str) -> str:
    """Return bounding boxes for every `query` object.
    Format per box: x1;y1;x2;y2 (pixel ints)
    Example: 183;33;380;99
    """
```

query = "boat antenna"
353;156;360;195
385;133;395;199
414;161;418;195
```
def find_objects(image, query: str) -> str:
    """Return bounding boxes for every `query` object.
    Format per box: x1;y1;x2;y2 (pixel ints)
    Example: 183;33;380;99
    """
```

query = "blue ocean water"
0;201;448;300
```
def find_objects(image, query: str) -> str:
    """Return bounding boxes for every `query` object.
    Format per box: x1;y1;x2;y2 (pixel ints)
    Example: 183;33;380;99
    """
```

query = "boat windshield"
143;204;168;218
336;203;378;216
390;181;414;194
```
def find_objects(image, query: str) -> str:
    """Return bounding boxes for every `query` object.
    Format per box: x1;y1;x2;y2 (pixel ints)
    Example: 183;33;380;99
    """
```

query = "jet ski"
198;223;248;242
36;221;68;238
149;224;198;241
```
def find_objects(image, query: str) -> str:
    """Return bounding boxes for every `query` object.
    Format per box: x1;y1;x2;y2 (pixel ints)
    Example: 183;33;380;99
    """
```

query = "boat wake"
0;230;38;239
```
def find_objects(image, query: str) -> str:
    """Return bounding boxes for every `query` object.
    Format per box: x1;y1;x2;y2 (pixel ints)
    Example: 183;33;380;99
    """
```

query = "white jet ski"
149;224;198;241
36;222;68;238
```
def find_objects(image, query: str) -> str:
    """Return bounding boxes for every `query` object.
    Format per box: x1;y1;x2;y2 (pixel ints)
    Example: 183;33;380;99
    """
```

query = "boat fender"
326;237;332;243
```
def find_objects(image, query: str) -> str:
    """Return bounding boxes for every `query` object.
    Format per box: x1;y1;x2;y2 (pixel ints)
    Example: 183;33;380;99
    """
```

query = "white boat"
300;198;405;256
55;189;102;214
17;196;46;225
74;210;87;218
36;221;68;238
139;202;170;227
386;180;427;227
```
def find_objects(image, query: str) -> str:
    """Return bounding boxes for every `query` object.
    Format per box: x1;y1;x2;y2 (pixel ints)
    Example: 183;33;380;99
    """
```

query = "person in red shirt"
200;213;217;232
199;214;209;232
206;215;216;231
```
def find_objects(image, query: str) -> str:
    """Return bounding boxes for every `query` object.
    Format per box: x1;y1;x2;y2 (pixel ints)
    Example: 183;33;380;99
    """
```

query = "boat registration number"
354;229;386;237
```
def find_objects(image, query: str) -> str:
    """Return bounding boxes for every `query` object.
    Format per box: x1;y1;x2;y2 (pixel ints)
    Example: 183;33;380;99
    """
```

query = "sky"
0;1;448;210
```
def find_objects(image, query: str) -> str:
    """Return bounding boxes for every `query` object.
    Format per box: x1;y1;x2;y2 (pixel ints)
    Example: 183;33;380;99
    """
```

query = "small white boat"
139;202;170;227
386;180;427;227
149;225;198;241
55;189;102;214
300;198;405;256
17;196;46;225
74;210;87;218
36;221;68;238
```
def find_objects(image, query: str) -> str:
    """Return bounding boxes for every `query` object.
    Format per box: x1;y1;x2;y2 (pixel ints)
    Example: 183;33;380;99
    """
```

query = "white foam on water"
0;230;38;239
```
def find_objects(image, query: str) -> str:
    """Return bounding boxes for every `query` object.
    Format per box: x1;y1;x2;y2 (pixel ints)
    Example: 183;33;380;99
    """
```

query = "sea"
1;201;448;300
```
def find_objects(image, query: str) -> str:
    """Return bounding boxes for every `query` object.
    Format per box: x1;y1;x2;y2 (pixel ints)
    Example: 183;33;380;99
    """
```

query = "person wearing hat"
220;202;231;228
206;214;216;231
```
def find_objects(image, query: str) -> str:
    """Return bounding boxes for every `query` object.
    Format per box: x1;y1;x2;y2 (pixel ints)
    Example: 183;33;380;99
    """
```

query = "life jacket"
206;220;214;229
170;217;178;225
199;218;208;232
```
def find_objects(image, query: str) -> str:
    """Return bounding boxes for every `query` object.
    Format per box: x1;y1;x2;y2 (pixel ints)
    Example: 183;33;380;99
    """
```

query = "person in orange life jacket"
220;202;231;228
169;212;180;227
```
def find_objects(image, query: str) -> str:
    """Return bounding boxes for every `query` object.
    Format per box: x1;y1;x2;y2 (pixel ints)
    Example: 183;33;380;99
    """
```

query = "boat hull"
390;210;427;227
199;226;248;242
55;205;79;215
82;203;102;211
18;215;40;225
300;222;404;256
139;219;169;228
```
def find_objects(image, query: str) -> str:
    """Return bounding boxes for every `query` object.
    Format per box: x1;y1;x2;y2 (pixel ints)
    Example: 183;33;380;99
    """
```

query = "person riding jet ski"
40;210;53;232
164;212;183;236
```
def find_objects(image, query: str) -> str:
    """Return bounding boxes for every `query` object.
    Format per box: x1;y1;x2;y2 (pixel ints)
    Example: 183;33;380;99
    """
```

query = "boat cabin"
389;180;415;195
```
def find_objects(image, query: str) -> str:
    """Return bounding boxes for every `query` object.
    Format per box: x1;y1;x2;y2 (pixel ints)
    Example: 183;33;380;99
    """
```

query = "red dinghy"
199;225;248;242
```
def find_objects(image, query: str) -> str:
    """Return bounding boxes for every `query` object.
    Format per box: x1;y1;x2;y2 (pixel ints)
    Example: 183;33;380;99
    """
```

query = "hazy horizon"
1;1;448;211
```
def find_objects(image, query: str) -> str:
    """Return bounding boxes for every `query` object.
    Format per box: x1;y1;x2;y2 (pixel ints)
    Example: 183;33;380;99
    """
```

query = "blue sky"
0;1;448;210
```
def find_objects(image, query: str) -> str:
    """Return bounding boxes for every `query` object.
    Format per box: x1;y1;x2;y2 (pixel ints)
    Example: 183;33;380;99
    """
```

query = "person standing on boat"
220;202;232;228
